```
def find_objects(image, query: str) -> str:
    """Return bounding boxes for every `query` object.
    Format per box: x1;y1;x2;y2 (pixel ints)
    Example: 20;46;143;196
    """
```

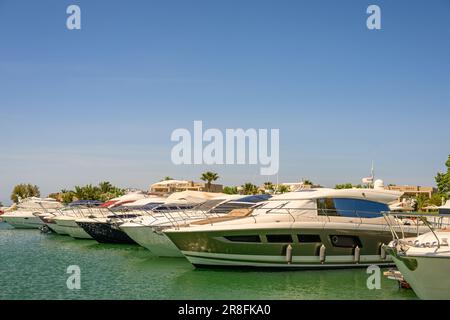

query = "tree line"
9;181;125;204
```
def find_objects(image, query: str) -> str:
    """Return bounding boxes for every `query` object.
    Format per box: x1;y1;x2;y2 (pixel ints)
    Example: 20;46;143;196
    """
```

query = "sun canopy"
165;191;227;204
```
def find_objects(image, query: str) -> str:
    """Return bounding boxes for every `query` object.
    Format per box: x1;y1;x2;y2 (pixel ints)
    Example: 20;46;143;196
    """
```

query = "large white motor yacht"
163;188;429;269
1;197;63;229
385;202;450;299
52;192;148;239
121;195;270;257
74;196;167;244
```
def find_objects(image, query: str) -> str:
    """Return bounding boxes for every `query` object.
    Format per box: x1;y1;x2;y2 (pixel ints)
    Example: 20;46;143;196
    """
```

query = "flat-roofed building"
385;185;436;198
150;180;223;195
258;182;321;194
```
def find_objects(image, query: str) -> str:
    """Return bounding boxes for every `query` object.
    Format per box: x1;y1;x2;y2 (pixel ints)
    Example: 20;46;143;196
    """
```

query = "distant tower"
361;161;375;188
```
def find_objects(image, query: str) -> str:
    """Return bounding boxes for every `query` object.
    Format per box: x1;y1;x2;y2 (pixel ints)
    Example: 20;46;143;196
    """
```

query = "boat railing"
157;205;223;228
105;204;205;228
35;201;62;214
65;206;84;217
143;204;231;229
382;211;450;249
60;206;107;218
24;202;62;217
255;207;388;226
161;205;399;228
113;204;403;229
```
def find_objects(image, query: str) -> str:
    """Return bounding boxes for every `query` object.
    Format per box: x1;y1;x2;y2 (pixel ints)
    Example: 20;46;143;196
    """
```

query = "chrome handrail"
382;211;449;249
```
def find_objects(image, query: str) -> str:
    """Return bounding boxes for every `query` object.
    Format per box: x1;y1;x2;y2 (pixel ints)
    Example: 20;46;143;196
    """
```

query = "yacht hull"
165;227;398;268
77;221;136;244
391;254;450;300
46;223;70;235
54;218;92;239
37;216;69;235
1;215;44;229
121;225;184;257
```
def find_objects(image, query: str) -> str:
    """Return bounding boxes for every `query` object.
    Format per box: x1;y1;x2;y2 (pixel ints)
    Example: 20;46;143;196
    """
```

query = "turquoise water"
0;222;417;300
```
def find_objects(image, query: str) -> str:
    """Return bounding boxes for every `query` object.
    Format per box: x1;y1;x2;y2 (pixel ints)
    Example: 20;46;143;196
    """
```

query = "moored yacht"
38;200;103;235
1;197;63;229
384;208;450;299
163;188;427;269
52;192;148;239
75;191;224;244
120;194;271;257
75;196;167;244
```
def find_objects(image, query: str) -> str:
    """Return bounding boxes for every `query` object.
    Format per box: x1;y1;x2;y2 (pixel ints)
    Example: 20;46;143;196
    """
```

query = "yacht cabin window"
317;198;388;218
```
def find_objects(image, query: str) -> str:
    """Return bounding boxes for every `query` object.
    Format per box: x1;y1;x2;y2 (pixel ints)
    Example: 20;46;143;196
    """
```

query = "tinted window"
210;202;254;214
298;234;321;243
317;198;338;216
153;204;195;211
266;234;293;243
194;200;224;211
112;202;164;212
317;198;388;218
141;203;164;210
224;235;261;243
237;194;272;203
107;213;140;219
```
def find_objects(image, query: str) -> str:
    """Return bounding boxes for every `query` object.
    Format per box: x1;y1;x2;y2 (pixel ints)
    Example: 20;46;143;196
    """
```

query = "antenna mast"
371;161;374;189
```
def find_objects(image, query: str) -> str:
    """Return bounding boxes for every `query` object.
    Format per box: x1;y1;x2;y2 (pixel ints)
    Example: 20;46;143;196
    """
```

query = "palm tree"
264;182;274;191
200;171;219;192
162;176;173;181
84;184;101;200
277;185;290;194
302;179;313;186
414;194;429;212
223;186;238;194
99;181;113;193
241;183;258;195
61;192;75;204
73;186;85;200
10;184;40;203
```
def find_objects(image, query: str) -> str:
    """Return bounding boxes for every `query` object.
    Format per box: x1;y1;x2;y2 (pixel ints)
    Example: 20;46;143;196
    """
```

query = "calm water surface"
0;222;417;300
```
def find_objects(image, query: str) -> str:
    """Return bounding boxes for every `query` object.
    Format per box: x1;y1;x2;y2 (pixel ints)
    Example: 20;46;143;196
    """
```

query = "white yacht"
385;202;450;300
52;192;148;239
38;200;103;235
1;197;63;229
119;191;248;256
163;188;429;268
74;196;167;244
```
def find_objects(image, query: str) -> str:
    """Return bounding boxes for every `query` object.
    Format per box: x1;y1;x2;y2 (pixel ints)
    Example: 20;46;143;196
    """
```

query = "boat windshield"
192;199;226;212
253;199;316;216
317;198;388;218
111;202;164;212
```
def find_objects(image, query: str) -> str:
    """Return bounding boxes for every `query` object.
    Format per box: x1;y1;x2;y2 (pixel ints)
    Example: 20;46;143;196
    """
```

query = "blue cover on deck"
68;200;103;207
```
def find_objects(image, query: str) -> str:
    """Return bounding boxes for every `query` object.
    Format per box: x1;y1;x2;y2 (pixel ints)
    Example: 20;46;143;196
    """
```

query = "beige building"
385;185;436;198
149;180;223;195
258;182;317;194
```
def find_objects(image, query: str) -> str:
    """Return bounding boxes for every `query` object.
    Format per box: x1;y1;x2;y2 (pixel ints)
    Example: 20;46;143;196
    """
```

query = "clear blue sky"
1;0;449;204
